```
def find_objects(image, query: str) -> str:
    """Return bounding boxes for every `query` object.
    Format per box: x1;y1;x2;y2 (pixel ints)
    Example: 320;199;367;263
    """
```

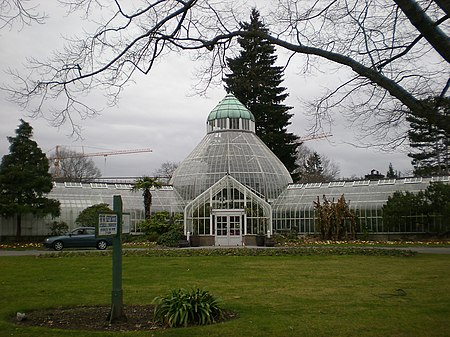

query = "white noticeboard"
98;213;118;236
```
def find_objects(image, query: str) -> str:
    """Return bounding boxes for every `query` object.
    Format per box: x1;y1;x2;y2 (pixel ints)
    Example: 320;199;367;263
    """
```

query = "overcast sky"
0;2;414;179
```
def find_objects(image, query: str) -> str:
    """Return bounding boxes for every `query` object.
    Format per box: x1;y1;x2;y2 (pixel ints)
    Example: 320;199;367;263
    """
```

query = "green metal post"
108;195;126;322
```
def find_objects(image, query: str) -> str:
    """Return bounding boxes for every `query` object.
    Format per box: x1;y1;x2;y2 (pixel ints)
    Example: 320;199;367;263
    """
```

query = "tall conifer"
407;97;449;176
0;119;60;237
300;152;325;183
224;9;299;180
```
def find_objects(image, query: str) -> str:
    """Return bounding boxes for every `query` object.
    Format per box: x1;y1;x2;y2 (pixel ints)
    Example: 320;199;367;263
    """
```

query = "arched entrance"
184;175;272;246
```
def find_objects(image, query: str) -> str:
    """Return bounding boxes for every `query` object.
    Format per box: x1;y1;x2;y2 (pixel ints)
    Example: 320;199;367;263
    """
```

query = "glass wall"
184;175;272;236
51;183;185;233
272;177;450;235
0;182;186;237
2;176;448;238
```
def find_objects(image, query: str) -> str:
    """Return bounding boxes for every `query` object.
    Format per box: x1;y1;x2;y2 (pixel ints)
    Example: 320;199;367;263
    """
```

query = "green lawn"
0;253;449;336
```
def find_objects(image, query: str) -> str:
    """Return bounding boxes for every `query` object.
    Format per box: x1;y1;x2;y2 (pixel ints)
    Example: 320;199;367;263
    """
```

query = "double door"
215;211;243;246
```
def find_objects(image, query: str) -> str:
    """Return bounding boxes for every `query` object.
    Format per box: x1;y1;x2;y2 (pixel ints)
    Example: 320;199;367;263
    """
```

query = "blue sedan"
43;227;113;251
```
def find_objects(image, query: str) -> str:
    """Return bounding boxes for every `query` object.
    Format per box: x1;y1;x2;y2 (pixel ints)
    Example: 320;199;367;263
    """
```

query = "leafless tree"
49;146;101;182
0;0;47;30
153;161;179;182
267;0;449;146
2;0;449;142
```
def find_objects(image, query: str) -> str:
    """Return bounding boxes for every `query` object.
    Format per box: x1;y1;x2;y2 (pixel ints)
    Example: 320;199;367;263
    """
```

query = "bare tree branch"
263;32;449;134
1;0;448;141
394;0;450;63
0;0;47;30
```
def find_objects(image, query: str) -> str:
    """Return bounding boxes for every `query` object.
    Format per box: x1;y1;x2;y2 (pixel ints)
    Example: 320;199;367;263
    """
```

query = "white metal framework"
184;175;272;243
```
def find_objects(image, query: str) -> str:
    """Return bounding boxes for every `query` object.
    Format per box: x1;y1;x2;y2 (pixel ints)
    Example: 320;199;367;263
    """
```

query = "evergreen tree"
224;8;300;180
299;152;325;183
386;163;400;178
295;145;340;182
0;119;60;237
408;97;449;176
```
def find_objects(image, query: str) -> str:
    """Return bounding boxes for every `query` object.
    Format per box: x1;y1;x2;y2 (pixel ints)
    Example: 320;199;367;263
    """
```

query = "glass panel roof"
49;183;185;214
272;177;448;211
170;130;293;201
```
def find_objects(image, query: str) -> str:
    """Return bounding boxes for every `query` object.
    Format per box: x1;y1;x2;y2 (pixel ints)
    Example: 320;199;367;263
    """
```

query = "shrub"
314;194;357;240
139;211;183;235
382;190;425;230
153;288;223;327
76;203;112;226
382;182;450;233
425;182;450;219
48;221;69;235
157;229;185;247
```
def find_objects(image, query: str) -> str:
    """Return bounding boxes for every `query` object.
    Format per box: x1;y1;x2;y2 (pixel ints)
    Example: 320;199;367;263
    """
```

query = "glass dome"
170;94;293;201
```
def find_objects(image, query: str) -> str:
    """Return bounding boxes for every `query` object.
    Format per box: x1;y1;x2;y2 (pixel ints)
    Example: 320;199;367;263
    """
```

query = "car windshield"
71;228;95;235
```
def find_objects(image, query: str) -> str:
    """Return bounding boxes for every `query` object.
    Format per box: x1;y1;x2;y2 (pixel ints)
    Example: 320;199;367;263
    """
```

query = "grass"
0;253;449;336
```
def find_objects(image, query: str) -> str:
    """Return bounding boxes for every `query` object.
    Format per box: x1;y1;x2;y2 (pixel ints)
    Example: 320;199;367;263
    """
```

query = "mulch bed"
14;305;164;331
13;305;237;332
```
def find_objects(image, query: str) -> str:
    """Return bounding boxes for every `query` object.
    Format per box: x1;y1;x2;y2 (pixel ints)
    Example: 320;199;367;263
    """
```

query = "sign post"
108;195;125;322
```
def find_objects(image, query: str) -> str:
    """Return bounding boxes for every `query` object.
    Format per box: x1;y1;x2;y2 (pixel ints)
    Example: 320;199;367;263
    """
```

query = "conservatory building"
0;94;448;243
170;93;293;246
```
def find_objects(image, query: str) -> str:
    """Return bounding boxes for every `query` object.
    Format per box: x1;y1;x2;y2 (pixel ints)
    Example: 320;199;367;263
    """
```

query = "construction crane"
296;132;333;143
50;146;153;178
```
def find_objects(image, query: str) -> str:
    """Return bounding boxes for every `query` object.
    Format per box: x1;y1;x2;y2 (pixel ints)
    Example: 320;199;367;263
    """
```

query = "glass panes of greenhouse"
272;177;449;235
90;183;108;189
49;182;185;233
184;176;271;236
170;131;292;201
431;176;449;182
242;119;250;130
229;118;239;129
115;184;132;190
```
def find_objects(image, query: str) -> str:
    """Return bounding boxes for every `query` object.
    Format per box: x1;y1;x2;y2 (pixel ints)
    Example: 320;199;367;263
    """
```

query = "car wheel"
96;240;108;250
53;241;64;251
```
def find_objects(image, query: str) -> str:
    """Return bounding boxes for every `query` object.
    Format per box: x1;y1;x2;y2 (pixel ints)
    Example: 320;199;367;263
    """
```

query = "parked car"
43;227;113;251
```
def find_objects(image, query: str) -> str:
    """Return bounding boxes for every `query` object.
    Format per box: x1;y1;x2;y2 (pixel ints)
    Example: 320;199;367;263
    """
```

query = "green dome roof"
207;93;255;122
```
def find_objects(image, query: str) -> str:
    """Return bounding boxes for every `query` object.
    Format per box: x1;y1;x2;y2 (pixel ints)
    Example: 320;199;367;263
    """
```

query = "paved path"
1;246;450;256
389;247;450;254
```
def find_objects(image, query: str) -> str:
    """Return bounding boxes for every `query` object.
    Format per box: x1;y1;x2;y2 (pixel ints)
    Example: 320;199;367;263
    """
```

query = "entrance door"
215;212;242;246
